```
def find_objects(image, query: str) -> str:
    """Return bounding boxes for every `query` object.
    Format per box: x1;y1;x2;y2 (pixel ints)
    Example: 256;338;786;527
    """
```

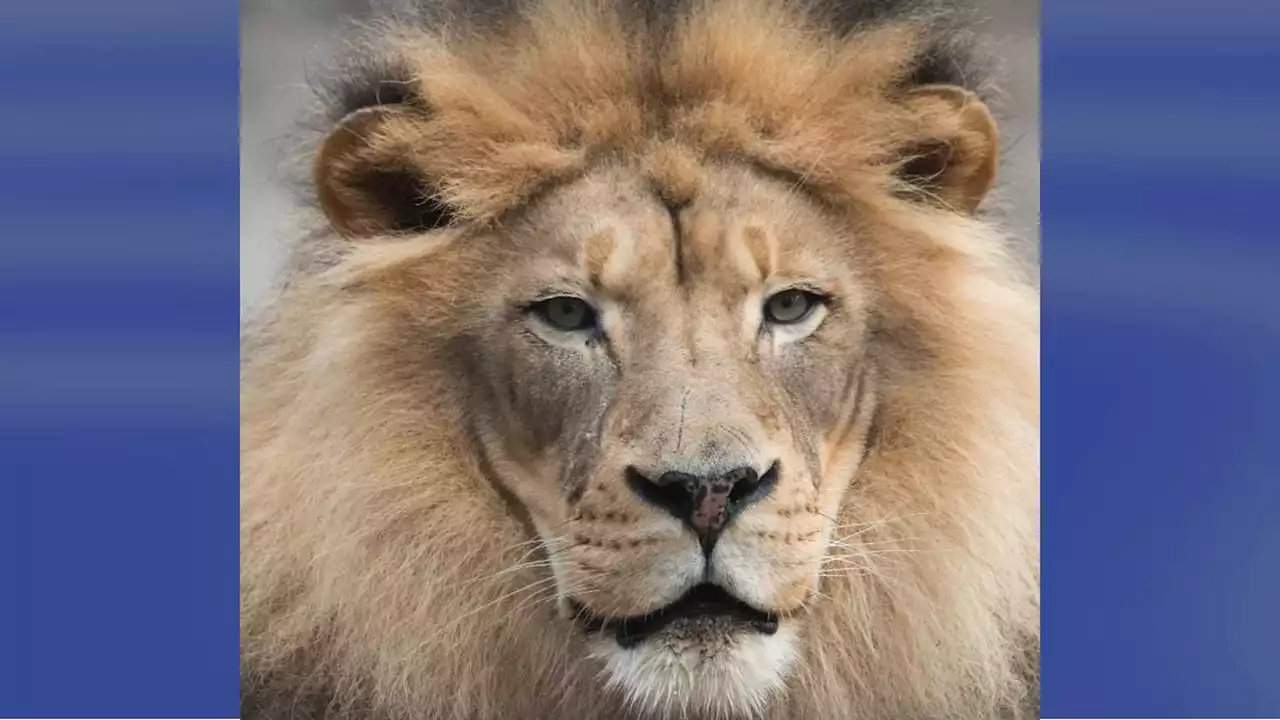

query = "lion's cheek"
710;531;823;612
557;540;704;617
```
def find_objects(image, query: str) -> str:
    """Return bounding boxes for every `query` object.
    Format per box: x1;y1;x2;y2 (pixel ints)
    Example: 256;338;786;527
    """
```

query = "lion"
239;0;1040;718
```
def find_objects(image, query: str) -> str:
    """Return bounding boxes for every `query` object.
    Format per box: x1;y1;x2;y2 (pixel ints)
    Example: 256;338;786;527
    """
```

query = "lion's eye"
763;289;821;325
531;296;597;332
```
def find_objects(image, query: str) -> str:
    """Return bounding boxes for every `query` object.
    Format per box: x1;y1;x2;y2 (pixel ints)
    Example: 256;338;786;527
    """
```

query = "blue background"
0;0;1277;717
1042;0;1280;716
0;1;240;717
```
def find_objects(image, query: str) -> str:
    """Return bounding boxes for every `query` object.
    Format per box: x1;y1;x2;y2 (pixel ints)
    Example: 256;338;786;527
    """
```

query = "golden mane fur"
241;0;1039;718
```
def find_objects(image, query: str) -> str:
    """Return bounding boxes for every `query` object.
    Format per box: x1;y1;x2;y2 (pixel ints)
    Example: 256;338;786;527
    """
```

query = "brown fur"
242;1;1039;718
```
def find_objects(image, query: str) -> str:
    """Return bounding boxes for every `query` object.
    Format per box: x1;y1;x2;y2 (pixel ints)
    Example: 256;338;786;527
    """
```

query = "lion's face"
244;8;1039;717
439;161;876;715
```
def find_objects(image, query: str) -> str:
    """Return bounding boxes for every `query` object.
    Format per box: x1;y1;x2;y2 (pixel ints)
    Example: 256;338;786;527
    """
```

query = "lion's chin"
589;622;798;719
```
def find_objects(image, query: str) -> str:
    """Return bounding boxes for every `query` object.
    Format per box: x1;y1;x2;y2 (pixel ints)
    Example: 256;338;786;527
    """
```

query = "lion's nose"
625;462;779;554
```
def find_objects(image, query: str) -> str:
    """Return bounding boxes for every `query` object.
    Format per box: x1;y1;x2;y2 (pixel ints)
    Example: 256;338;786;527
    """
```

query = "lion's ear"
895;85;999;214
313;106;453;238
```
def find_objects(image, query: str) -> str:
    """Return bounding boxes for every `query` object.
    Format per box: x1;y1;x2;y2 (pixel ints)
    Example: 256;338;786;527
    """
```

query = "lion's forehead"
520;163;838;301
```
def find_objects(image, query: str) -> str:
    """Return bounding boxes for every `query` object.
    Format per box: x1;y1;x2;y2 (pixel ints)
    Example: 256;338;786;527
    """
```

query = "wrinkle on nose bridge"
649;419;766;484
619;352;765;477
675;386;691;455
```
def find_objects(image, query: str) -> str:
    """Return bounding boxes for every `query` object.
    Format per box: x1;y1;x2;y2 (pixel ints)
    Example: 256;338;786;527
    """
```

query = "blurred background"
240;0;1040;317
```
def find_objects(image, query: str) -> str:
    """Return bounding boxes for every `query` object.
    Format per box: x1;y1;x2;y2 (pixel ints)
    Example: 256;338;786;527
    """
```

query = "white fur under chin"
590;624;798;720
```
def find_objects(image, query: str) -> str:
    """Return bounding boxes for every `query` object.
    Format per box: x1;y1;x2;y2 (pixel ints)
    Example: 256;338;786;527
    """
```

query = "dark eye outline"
762;288;826;326
528;295;599;332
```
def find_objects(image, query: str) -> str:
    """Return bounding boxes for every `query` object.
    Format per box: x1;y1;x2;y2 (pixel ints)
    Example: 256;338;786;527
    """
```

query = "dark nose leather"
625;462;778;554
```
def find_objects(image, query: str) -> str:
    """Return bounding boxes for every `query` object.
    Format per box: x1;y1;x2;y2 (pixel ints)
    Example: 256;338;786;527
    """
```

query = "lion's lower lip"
571;583;780;648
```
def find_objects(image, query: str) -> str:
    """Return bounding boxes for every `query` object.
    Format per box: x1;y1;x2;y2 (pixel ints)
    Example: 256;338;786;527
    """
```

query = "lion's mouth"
571;583;780;648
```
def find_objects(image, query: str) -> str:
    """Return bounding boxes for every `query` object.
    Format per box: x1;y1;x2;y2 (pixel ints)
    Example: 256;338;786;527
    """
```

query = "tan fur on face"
242;1;1038;719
